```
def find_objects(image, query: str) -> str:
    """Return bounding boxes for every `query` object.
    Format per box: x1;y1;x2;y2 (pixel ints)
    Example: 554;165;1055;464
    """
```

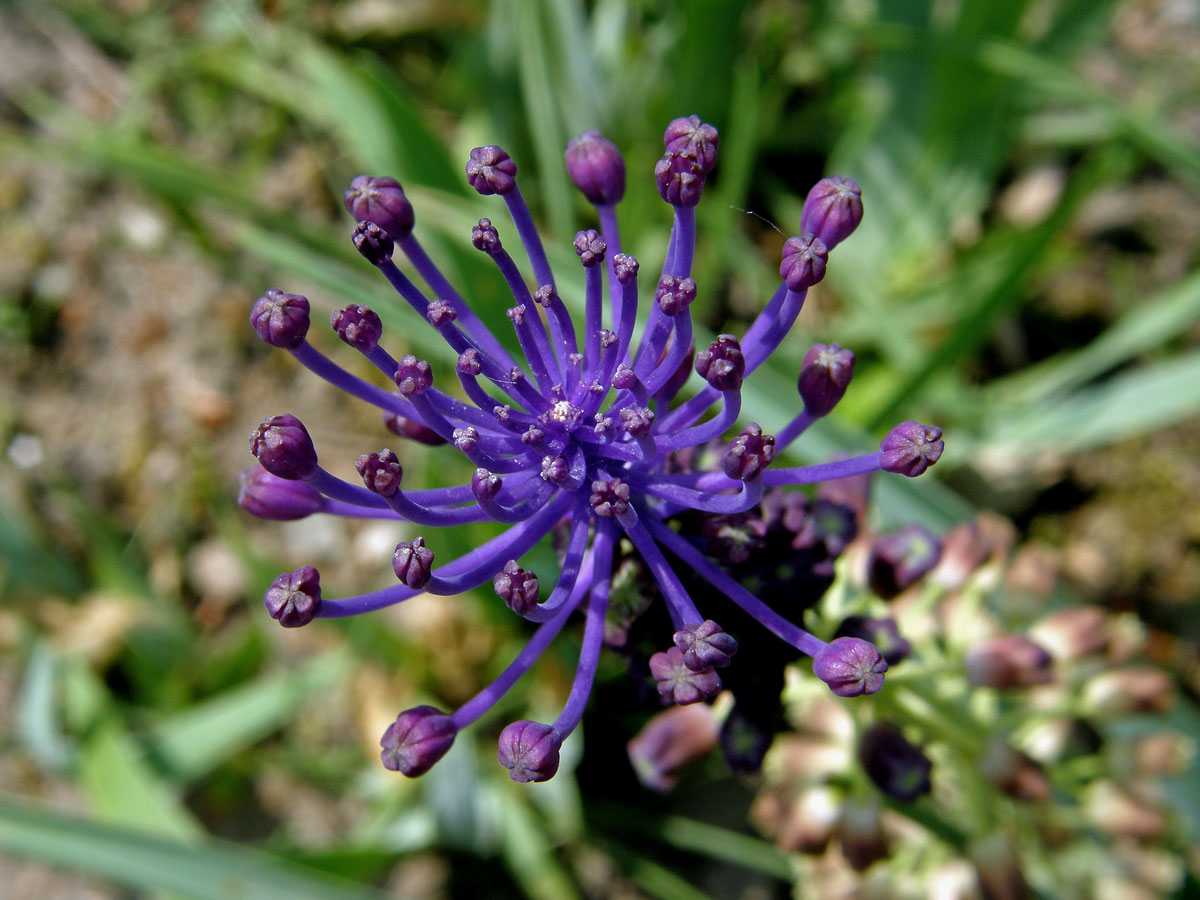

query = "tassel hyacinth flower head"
243;116;943;782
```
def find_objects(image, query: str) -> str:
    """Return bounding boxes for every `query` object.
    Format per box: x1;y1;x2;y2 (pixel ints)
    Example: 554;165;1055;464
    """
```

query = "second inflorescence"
242;116;944;783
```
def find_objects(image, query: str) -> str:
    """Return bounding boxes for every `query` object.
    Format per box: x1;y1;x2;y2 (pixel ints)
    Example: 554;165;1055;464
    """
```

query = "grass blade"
0;796;388;900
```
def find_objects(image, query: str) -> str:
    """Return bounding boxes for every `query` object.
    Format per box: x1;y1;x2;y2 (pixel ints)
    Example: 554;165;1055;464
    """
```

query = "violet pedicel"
243;116;945;782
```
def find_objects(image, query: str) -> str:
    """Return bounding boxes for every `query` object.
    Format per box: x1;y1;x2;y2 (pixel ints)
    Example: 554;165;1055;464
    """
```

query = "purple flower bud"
356;449;403;497
393;536;434;589
673;620;737;671
494;560;540;616
965;635;1053;689
454;351;482;380
452;428;479;456
879;421;944;477
471;218;502;254
498;720;562;783
383;409;447;446
813;637;888;697
427;299;457;328
565;131;626;206
654;151;705;207
801;176;863;251
650;647;722;705
589;478;630;518
695;335;745;392
238;467;324;520
573;229;606;267
394;355;433;397
612;364;638;391
867;524;943;599
798;342;855;417
251;290;310;349
380;706;457;776
654;275;697;315
722;423;775;480
521;425;544;445
352;220;394;266
834;616;911;665
532;284;556;307
627;703;719;792
857;721;932;803
263;565;321;627
249;414;318;481
471;468;502;502
779;234;829;291
466;146;517;196
343;175;415;240
663;115;718;173
330;304;382;353
619;405;655;439
540;454;569;484
613;253;640;285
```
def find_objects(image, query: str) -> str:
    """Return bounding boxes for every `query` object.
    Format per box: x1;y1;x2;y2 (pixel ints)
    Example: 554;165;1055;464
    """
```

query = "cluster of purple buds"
242;117;944;782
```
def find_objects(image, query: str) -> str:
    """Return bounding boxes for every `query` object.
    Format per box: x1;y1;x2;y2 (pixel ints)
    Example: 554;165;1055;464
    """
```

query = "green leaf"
0;796;388;900
977;39;1200;191
145;652;351;783
494;781;581;900
78;722;203;841
512;0;573;238
15;642;74;771
984;269;1200;407
979;350;1200;455
588;803;791;882
865;147;1127;429
292;40;464;195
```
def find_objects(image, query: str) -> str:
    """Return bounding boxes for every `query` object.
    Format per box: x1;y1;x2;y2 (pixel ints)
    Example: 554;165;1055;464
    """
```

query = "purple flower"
250;290;310;349
880;421;944;477
812;637;888;697
344;175;415;240
263;565;321;627
798;343;855;417
801;176;863;251
498;721;562;783
779;234;828;291
565;131;625;206
238;468;324;521
650;647;722;705
331;305;382;353
380;706;457;776
249;414;318;481
244;118;943;781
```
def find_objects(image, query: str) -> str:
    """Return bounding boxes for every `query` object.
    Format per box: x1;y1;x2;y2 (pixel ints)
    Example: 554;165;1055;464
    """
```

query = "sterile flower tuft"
243;118;945;782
